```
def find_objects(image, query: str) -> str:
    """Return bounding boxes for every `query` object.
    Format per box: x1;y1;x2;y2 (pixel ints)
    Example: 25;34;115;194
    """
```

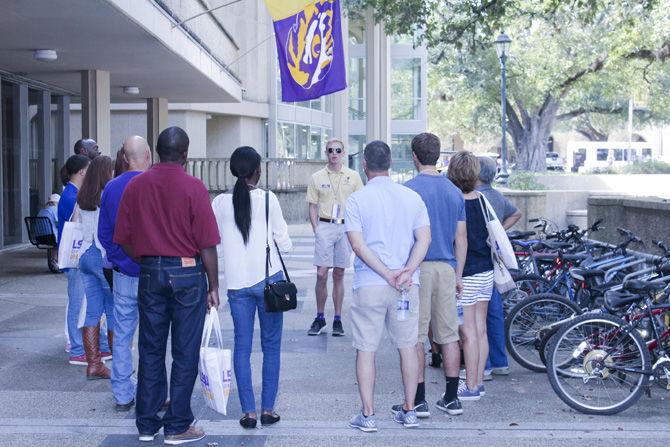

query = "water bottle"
397;288;410;321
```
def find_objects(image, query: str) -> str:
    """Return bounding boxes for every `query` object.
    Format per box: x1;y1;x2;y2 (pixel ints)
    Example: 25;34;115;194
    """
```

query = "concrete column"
332;15;349;145
37;90;53;201
364;8;390;144
54;95;70;173
81;70;111;155
16;84;30;242
147;97;168;160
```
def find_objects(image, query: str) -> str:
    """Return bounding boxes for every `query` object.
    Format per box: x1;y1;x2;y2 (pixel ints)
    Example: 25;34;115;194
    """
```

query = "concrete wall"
206;115;265;158
501;190;623;232
587;196;670;251
70;110;148;154
168;111;207;158
535;174;670;198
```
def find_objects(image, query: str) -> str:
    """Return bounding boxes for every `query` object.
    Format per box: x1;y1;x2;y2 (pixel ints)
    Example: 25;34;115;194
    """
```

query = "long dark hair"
230;146;261;244
114;147;129;177
77;156;113;211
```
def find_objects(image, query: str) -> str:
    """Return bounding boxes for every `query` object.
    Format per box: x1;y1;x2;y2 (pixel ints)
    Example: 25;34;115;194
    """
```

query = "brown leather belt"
319;217;345;224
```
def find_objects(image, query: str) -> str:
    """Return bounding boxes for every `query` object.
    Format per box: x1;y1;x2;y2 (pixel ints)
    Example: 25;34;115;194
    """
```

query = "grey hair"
364;140;391;171
478;156;498;184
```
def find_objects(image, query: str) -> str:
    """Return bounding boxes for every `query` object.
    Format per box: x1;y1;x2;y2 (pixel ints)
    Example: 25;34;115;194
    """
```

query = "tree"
347;0;670;171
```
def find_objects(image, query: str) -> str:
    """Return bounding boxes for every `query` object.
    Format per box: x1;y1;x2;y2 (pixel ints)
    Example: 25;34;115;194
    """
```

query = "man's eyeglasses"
327;147;343;154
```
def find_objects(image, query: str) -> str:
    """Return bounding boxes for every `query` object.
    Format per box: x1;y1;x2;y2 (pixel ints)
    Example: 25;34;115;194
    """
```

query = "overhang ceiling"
0;0;240;102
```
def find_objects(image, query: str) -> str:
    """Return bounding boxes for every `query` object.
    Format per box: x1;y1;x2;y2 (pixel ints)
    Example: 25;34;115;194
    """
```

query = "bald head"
122;136;151;172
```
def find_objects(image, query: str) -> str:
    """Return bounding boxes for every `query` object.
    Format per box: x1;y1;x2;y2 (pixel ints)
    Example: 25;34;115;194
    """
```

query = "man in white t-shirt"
344;140;431;432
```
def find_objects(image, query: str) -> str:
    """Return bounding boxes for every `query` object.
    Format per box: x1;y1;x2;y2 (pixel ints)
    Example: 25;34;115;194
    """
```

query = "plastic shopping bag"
57;220;84;269
198;310;232;415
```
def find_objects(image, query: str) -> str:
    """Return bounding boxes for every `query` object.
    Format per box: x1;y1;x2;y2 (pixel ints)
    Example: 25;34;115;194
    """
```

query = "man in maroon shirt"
114;126;220;445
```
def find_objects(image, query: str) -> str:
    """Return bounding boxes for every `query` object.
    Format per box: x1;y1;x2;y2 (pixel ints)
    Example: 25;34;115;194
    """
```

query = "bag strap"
477;193;492;222
265;190;292;284
69;204;80;223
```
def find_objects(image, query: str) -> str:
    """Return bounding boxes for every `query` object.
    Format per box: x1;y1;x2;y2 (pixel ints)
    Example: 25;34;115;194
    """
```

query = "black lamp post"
495;32;512;184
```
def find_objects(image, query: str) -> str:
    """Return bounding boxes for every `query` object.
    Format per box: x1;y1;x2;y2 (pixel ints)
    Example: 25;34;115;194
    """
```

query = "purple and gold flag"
264;0;347;102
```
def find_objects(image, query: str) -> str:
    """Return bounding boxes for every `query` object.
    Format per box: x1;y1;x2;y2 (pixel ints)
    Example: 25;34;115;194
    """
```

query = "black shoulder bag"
263;190;298;312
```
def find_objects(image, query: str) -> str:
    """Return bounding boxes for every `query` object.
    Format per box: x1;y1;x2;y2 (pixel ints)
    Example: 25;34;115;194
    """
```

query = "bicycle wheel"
505;294;581;372
503;275;552;317
546;313;650;415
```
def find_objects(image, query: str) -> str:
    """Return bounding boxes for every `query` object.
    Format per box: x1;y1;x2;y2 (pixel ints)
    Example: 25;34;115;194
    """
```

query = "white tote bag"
198;311;232;415
477;194;518;270
492;252;516;293
57;205;84;270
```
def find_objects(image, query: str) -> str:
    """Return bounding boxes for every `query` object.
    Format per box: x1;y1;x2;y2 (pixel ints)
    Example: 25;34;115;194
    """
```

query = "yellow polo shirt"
306;165;364;219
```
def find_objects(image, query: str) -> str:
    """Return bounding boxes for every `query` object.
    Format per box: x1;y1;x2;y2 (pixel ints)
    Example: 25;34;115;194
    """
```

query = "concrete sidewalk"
0;225;669;446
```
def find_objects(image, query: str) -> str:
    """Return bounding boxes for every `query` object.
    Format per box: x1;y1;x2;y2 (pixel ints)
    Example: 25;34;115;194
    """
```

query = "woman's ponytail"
230;146;262;245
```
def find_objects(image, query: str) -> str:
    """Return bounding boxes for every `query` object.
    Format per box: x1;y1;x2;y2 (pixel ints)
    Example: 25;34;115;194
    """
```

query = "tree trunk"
507;97;560;172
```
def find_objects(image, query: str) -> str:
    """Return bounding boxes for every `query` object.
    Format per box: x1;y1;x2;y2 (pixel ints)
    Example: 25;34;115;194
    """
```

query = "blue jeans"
112;271;139;405
486;288;509;369
228;272;284;414
79;245;115;331
65;268;85;356
136;256;207;436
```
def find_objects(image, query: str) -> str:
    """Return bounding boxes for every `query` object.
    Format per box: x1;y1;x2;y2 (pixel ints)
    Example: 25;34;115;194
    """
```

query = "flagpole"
171;0;246;29
223;34;275;71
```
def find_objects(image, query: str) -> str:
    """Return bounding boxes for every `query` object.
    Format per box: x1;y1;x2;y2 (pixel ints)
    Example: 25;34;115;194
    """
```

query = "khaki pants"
418;262;459;345
350;285;419;352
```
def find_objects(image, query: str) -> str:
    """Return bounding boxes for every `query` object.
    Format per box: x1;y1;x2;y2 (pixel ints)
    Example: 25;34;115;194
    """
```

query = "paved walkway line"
0;418;669;439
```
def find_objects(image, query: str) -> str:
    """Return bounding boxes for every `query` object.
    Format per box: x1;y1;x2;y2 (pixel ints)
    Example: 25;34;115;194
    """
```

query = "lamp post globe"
494;32;512;184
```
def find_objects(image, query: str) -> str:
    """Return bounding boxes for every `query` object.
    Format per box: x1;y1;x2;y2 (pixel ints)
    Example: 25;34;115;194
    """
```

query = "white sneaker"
491;366;510;375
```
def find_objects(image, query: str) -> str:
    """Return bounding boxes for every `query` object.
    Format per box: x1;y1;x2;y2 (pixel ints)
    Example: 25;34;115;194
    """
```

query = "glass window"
391;58;422;120
391;134;415;182
596;149;609;161
642;148;652;159
612;149;623;161
324;94;333;113
348;135;366;173
349;57;366;120
2;82;23;244
277;122;295;158
310;127;322;159
296;100;310;109
310;98;322;111
296;124;309;159
348;11;365;45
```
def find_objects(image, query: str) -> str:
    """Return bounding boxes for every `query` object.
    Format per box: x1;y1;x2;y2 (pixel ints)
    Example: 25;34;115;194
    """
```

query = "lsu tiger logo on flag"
264;0;347;102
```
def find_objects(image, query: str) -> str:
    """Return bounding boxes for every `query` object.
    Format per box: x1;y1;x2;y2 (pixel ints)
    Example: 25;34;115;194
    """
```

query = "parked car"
545;152;565;171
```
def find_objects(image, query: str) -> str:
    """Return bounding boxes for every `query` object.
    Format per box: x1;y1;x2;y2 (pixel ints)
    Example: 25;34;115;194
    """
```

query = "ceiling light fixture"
33;49;58;62
123;86;140;96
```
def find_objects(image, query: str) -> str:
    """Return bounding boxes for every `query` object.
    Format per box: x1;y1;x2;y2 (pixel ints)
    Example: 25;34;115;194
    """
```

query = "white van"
566;141;656;172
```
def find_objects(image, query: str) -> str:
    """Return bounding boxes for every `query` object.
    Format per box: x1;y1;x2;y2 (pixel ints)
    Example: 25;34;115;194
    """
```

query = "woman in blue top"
447;151;494;402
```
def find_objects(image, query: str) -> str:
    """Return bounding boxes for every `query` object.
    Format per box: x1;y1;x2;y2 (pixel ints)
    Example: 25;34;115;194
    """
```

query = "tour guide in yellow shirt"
306;139;363;337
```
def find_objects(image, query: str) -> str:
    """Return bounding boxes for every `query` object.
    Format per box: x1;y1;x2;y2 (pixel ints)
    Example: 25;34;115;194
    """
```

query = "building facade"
0;0;426;248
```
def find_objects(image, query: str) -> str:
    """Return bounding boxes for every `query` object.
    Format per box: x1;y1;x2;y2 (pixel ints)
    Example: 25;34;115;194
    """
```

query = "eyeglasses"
327;147;343;154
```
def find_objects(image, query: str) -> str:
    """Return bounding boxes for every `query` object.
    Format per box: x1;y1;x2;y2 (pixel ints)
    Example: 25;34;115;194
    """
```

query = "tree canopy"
346;0;670;171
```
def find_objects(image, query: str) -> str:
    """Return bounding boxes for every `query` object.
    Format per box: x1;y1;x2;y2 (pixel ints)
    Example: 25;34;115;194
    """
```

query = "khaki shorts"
350;285;419;352
418;262;460;345
313;221;352;268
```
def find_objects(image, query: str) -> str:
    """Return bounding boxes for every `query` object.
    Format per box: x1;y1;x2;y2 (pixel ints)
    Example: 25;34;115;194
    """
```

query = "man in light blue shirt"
345;140;431;432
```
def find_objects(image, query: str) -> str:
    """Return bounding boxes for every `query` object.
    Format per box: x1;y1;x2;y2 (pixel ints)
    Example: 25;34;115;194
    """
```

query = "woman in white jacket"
212;146;292;429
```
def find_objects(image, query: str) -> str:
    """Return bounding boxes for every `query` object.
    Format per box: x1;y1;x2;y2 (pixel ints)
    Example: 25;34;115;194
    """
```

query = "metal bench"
23;216;60;273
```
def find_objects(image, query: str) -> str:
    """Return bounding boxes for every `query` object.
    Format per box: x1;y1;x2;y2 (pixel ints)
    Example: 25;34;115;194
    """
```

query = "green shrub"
619;160;670;174
501;171;547;190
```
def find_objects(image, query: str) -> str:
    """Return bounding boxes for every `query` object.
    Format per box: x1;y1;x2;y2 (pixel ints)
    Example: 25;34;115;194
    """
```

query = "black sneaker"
332;320;344;337
436;395;463;416
307;318;327;336
390;400;430;418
